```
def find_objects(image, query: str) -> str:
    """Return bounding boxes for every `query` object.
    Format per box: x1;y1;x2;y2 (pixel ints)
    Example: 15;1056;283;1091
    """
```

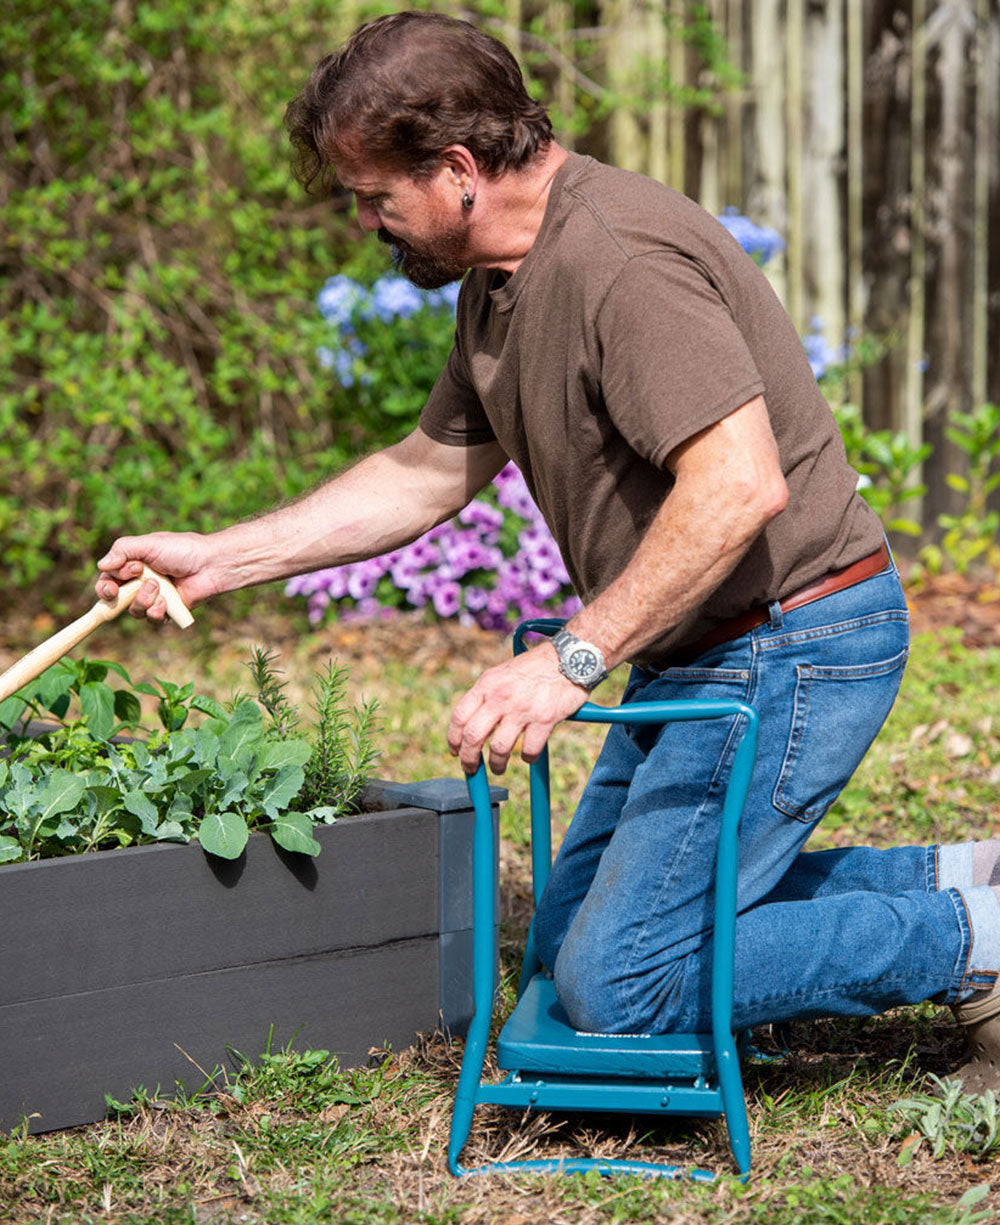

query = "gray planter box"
0;777;503;1134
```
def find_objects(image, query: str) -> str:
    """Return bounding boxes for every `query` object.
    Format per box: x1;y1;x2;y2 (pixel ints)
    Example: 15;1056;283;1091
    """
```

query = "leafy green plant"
0;651;378;863
920;403;1000;576
0;1;365;601
834;403;931;537
889;1075;1000;1164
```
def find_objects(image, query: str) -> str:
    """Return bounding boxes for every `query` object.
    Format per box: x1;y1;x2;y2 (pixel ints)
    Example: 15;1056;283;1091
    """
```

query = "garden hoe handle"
0;566;193;703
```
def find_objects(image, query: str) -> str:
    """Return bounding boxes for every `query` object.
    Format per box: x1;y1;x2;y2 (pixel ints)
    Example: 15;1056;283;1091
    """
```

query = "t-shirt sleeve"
419;336;497;447
596;250;766;468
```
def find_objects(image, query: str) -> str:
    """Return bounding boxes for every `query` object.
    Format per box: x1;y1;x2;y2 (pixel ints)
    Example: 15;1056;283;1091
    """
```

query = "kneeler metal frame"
448;619;760;1181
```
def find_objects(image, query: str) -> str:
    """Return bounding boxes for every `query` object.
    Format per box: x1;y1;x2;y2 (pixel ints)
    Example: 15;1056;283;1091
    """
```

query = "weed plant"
890;1075;1000;1163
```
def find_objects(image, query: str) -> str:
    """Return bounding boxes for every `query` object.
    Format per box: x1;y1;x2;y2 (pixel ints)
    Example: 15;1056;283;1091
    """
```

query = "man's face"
336;156;470;289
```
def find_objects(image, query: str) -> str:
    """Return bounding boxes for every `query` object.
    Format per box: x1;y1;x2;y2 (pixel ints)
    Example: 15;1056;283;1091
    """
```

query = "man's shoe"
952;991;1000;1094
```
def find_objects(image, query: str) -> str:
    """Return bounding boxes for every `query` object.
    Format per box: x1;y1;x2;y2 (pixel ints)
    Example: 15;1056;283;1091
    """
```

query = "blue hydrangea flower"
317;275;367;327
801;328;846;380
716;208;785;267
425;281;463;312
371;275;427;321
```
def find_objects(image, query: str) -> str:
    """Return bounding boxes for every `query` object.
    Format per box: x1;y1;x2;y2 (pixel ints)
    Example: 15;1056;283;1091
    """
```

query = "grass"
3;595;1000;1222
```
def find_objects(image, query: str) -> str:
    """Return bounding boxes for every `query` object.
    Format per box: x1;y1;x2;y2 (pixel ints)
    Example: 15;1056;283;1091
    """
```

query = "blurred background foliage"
1;0;387;599
2;0;998;611
1;0;746;606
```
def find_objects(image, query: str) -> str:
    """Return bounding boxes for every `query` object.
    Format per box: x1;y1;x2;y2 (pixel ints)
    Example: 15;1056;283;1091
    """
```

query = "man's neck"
467;143;569;276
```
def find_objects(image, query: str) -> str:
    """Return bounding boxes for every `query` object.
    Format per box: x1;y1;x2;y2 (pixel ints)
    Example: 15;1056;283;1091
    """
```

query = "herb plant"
890;1074;1000;1164
0;652;378;864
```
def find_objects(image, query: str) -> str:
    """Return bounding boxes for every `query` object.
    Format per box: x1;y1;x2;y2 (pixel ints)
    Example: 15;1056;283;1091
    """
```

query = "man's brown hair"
285;11;553;193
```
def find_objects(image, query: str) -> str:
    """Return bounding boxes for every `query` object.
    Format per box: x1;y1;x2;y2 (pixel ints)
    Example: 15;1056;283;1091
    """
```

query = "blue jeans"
532;561;973;1033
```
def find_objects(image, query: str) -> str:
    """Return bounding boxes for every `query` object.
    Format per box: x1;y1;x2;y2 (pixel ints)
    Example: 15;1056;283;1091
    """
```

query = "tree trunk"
846;0;866;409
804;0;847;359
605;0;646;171
904;0;928;517
747;0;787;301
786;0;805;332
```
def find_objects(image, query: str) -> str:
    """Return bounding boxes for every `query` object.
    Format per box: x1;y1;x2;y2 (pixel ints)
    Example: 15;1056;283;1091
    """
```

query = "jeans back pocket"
773;645;909;822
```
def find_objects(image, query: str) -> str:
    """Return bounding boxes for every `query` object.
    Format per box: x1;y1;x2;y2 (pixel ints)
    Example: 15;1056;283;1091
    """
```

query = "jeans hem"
926;844;940;891
943;886;975;1003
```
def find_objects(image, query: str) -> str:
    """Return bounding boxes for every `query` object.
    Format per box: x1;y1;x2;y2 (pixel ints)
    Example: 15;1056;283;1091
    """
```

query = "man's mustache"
377;227;410;251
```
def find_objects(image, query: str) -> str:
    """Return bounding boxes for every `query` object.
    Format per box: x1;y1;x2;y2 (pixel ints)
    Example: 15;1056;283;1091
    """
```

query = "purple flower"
463;586;490;612
403;539;441;567
431;580;462;618
459;500;504;534
286;457;578;632
390;557;423;590
346;565;379;601
493;464;541;521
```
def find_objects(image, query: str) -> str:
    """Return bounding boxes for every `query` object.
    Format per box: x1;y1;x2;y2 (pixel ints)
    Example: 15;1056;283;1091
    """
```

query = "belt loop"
767;599;784;630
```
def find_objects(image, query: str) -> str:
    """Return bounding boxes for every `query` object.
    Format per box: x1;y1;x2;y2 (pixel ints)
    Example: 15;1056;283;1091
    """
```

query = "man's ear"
440;144;479;198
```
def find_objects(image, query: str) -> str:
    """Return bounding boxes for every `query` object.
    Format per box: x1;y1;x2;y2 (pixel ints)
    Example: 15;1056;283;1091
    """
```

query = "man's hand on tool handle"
97;533;221;621
448;645;589;776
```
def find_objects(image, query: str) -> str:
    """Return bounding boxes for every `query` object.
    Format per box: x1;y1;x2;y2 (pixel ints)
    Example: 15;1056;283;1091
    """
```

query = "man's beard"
377;226;468;290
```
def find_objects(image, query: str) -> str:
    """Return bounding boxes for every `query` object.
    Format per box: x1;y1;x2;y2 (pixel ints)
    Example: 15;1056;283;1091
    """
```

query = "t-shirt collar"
488;151;591;310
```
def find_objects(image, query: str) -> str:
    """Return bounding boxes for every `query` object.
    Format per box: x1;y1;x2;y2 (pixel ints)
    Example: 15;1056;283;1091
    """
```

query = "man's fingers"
127;579;167;621
447;688;483;756
455;705;505;773
97;540;145;575
97;558;145;601
484;716;526;775
520;722;554;764
449;650;588;774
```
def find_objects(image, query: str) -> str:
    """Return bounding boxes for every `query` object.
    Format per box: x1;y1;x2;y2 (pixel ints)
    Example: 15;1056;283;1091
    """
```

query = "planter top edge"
366;777;507;813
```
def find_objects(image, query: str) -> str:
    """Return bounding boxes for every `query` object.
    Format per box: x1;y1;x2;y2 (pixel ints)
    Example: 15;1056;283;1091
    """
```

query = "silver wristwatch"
551;628;608;690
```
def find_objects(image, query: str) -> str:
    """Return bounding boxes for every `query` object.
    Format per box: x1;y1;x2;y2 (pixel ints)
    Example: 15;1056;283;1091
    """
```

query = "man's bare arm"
97;428;508;619
448;395;789;773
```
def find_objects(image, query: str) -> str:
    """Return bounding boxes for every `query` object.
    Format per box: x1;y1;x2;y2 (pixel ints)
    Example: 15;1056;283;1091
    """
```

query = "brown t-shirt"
420;152;884;668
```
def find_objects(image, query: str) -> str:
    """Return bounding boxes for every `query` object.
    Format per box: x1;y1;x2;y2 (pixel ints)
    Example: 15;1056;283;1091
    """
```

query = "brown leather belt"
671;541;892;665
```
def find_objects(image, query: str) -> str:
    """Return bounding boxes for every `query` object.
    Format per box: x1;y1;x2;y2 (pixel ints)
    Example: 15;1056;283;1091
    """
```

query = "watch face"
569;647;599;678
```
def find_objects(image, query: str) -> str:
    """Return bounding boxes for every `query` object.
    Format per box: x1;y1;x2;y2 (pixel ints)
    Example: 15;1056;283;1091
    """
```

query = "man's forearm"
206;431;508;592
565;472;783;670
207;451;436;590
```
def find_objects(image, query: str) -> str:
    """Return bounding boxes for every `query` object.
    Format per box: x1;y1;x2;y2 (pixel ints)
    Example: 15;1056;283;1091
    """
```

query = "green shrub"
2;0;745;608
0;0;382;601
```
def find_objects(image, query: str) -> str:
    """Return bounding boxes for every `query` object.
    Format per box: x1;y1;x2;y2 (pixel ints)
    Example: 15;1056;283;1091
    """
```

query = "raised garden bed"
0;775;503;1134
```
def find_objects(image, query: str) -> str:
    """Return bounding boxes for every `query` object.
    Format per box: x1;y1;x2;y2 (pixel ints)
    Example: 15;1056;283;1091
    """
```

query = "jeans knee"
553;919;697;1034
553;932;630;1034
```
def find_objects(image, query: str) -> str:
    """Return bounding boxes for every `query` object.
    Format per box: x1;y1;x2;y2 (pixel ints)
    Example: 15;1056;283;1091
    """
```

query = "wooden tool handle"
137;565;194;629
0;568;193;704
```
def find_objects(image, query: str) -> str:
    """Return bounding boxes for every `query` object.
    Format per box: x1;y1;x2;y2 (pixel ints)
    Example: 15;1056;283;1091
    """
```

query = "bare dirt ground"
902;571;1000;650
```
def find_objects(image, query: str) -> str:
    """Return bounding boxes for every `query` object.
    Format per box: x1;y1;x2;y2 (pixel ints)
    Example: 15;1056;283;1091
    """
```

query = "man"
97;11;1000;1088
